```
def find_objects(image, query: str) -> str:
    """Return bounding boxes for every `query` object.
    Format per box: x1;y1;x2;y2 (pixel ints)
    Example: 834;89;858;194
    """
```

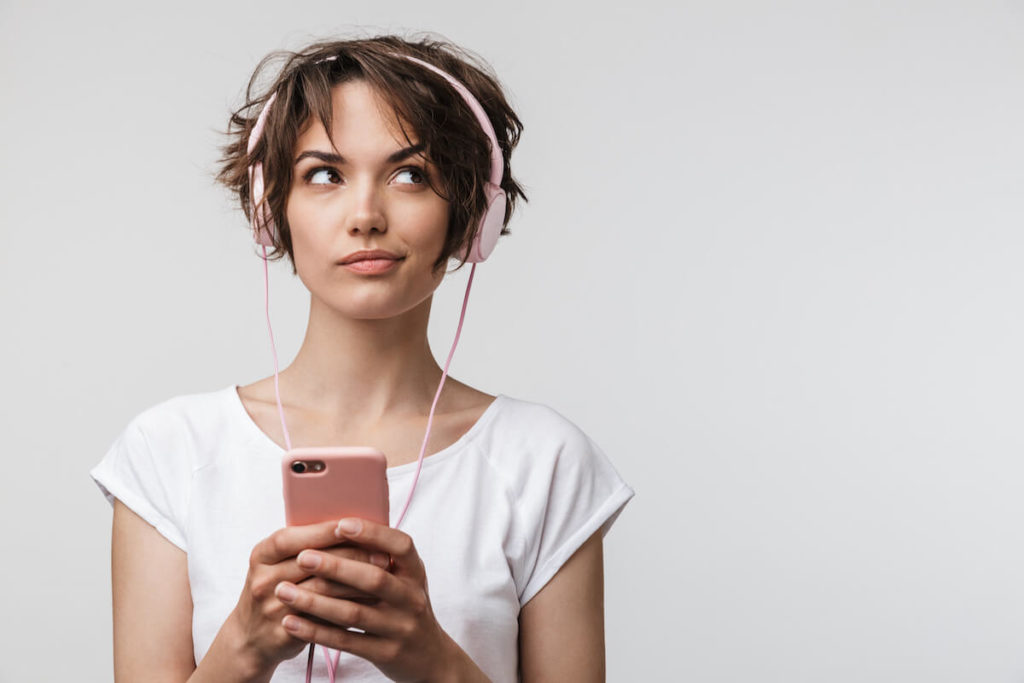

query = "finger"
321;544;392;571
265;542;392;590
295;550;418;608
252;521;358;565
299;546;390;602
296;576;380;604
275;582;409;640
282;613;402;664
333;519;420;578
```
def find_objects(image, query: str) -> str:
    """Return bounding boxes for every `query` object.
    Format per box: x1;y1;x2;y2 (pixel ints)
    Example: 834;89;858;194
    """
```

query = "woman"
92;34;633;682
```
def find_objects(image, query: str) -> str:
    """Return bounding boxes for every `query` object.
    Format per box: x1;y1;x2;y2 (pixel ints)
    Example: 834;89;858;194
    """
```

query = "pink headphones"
246;53;507;262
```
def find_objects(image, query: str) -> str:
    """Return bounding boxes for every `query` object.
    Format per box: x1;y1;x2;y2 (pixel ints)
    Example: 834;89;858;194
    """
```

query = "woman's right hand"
224;520;392;675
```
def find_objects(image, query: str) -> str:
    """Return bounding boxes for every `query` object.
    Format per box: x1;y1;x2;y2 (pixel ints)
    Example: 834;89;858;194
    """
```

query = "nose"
344;179;387;237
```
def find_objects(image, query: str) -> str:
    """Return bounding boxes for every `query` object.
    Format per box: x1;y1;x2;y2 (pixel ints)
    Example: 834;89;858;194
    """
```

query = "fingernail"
297;551;321;569
275;583;297;603
370;553;390;569
335;518;362;537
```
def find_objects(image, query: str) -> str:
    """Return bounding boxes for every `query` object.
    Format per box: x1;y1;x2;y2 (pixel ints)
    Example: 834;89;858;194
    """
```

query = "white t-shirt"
91;385;634;682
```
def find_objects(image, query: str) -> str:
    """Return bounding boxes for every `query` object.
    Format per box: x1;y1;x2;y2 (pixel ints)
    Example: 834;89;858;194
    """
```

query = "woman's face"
286;79;450;320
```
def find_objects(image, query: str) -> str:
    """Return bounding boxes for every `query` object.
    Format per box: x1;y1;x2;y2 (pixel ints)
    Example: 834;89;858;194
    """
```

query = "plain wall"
2;0;1023;680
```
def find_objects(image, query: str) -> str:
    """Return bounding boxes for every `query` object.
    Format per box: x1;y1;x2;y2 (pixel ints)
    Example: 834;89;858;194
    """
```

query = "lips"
338;249;403;265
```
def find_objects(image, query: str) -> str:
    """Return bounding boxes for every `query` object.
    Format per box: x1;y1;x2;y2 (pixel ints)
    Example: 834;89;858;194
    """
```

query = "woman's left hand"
272;517;463;682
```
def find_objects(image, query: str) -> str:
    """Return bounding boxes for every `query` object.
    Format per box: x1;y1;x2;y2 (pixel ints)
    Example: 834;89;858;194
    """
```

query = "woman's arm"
518;530;606;682
113;500;284;683
114;500;358;683
111;499;196;681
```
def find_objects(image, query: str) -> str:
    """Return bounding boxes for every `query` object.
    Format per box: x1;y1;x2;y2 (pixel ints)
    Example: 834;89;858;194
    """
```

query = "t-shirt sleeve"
90;415;190;552
509;413;634;607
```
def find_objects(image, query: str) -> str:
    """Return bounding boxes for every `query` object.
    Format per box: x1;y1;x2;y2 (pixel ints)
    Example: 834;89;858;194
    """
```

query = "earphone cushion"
464;183;506;263
250;163;276;247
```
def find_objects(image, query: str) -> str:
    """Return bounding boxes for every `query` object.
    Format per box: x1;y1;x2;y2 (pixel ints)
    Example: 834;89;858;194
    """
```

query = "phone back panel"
282;447;390;527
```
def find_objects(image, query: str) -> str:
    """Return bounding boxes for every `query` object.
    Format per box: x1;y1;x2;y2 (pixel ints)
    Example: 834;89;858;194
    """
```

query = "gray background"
2;0;1023;681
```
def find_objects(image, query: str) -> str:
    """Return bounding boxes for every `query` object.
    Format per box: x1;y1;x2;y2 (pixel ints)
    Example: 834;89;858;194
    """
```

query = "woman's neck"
280;293;446;425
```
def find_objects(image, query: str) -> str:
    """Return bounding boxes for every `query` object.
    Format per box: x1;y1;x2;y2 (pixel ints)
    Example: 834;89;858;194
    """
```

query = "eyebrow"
294;143;426;166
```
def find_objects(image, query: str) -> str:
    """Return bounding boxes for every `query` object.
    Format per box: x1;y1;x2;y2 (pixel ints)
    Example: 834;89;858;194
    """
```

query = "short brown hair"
216;34;528;273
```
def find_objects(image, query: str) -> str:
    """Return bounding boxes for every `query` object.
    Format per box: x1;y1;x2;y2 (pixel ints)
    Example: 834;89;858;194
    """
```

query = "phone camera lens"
291;461;307;474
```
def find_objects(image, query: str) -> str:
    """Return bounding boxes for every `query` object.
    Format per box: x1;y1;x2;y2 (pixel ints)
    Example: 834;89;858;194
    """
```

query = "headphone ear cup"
250;163;276;247
255;208;276;247
462;183;506;263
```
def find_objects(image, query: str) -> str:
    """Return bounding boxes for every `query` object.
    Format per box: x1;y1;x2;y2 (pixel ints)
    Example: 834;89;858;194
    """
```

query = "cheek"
401;201;450;249
284;203;324;278
286;200;324;246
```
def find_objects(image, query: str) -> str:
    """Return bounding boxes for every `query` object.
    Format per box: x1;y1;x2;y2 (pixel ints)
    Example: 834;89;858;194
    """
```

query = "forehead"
294;79;418;156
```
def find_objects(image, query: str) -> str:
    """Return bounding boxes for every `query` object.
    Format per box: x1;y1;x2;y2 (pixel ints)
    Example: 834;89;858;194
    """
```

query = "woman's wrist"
433;633;491;683
227;609;280;681
188;610;277;683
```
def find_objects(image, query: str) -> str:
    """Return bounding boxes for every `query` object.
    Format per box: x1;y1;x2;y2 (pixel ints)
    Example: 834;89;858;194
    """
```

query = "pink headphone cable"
261;244;293;451
394;260;476;528
260;244;477;681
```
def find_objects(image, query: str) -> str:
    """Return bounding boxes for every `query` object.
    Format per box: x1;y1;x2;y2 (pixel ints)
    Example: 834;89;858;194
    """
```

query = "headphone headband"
246;52;506;263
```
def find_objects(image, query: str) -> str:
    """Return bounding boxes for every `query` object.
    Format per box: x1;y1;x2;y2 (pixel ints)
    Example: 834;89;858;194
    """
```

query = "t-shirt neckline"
226;385;505;477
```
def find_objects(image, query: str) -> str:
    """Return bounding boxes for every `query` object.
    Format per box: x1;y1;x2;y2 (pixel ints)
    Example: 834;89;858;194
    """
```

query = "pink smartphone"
282;447;390;527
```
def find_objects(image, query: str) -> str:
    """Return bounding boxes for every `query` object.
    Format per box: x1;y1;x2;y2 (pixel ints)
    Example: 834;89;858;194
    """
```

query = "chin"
319;292;432;322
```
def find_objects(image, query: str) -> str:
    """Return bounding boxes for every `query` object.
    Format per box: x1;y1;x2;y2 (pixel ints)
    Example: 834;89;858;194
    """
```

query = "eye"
394;166;427;185
305;167;341;185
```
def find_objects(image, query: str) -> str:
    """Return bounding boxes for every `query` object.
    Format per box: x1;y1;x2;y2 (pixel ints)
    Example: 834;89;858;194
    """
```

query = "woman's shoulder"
115;385;243;456
478;394;613;484
487;393;596;444
92;386;242;524
480;395;632;539
126;385;238;429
